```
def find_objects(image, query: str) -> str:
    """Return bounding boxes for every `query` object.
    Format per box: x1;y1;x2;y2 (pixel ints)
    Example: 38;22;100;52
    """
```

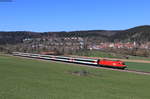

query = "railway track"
123;69;150;75
12;55;150;76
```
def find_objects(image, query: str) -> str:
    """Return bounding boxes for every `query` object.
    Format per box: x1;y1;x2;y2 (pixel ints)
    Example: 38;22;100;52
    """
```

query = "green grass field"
127;56;150;61
0;55;150;99
74;50;150;61
126;62;150;72
74;50;119;58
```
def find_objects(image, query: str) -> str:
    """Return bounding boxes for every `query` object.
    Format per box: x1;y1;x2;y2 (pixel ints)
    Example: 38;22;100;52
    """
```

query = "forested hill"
111;25;150;42
0;25;150;45
0;30;117;44
0;31;41;44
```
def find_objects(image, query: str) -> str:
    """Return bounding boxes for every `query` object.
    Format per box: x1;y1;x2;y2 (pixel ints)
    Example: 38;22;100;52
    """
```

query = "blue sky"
0;0;150;32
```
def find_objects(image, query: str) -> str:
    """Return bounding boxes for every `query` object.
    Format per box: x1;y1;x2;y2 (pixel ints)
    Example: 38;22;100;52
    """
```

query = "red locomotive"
98;59;127;69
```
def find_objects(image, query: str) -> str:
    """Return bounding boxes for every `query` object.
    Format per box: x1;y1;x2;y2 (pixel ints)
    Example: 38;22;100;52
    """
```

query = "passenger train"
12;52;127;69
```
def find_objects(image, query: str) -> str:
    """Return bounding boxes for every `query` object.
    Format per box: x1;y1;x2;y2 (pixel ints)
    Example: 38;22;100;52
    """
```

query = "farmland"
0;55;150;99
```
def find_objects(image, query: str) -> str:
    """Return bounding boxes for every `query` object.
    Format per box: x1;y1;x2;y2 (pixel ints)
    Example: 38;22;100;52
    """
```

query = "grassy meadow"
126;62;150;72
75;50;150;61
0;55;150;99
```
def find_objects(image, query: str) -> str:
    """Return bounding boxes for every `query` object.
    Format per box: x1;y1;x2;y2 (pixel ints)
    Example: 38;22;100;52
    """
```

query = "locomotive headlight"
113;63;116;65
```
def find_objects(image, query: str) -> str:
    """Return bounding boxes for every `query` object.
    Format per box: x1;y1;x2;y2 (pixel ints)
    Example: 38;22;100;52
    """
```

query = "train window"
32;55;39;56
41;55;50;57
56;57;69;60
74;59;97;63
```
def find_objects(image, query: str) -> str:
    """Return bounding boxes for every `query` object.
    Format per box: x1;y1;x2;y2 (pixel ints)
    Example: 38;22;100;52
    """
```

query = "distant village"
22;37;150;53
88;42;150;50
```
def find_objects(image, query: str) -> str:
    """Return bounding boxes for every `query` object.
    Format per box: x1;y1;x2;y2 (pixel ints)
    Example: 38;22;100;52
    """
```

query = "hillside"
0;30;116;45
0;25;150;45
0;31;41;44
111;25;150;42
